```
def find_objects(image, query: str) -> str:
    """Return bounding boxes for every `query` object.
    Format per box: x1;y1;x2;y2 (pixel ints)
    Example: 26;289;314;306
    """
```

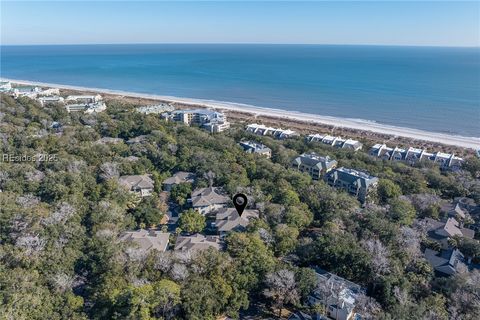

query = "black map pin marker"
233;193;248;217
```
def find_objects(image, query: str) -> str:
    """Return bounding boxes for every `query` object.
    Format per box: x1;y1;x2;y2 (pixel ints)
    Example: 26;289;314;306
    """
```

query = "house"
163;171;196;192
66;94;102;104
118;174;155;197
424;217;475;249
214;208;259;236
246;124;298;139
190;187;229;215
239;141;272;158
441;203;467;221
342;139;363;151
174;234;222;252
163;109;230;132
120;229;170;253
325;167;378;204
84;101;107;113
38;96;64;106
307;134;363;152
291;153;337;180
308;268;364;320
424;248;467;276
273;128;297;139
454;197;478;213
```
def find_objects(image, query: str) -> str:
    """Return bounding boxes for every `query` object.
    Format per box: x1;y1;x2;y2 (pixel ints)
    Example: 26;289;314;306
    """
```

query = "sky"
1;1;479;47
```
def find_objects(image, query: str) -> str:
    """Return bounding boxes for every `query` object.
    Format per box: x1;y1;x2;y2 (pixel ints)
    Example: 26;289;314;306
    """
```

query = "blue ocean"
1;44;479;136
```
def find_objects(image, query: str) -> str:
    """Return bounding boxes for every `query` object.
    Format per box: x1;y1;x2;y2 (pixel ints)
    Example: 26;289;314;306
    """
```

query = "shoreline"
2;77;480;150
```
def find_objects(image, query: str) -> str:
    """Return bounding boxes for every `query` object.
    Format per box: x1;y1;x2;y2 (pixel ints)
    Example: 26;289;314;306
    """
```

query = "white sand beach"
3;78;480;149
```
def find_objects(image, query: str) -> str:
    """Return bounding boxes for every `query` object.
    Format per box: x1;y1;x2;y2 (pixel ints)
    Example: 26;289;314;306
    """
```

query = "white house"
308;268;364;320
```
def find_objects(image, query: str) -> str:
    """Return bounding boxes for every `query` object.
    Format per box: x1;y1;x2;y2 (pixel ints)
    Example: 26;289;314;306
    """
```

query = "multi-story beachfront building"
37;88;60;96
369;143;464;170
163;109;231;132
239;140;272;158
291;152;337;180
38;96;65;106
306;134;363;151
325;167;378;204
65;101;106;113
66;94;103;104
136;103;174;114
246;123;298;139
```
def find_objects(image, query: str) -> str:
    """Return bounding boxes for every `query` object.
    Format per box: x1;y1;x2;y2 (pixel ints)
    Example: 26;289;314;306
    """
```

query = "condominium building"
239;140;272;158
325;167;378;204
291;152;337;180
163;109;230;132
369;143;464;170
38;96;65;106
66;94;102;104
246;123;298;139
307;134;363;151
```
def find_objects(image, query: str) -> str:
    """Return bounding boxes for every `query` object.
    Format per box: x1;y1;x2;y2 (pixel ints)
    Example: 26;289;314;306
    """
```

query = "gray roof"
327;167;378;188
292;152;337;170
427;217;475;239
163;171;196;186
215;208;259;232
191;187;229;208
309;268;363;314
119;175;154;190
425;248;466;276
451;203;467;219
120;229;170;252
174;234;222;251
239;141;271;154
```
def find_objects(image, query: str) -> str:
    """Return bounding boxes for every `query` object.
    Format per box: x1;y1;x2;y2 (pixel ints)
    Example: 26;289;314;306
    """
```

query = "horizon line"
1;42;479;49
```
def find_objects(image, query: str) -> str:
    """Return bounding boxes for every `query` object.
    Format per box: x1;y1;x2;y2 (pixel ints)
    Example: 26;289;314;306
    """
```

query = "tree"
387;198;416;226
131;196;164;227
355;293;383;320
463;157;480;178
378;179;402;204
274;224;299;256
152;280;181;320
455;237;480;263
263;269;299;317
285;204;313;229
295;267;317;300
225;233;276;290
170;183;192;206
178;209;206;234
